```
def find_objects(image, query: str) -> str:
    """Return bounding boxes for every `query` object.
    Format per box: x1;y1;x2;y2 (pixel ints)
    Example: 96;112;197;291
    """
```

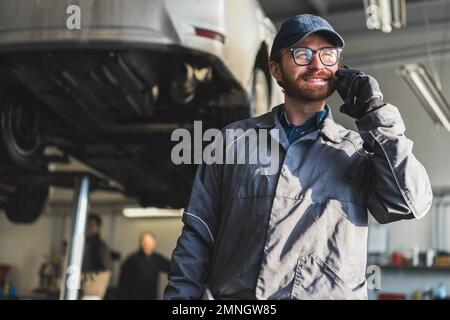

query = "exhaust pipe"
170;62;197;105
170;62;213;105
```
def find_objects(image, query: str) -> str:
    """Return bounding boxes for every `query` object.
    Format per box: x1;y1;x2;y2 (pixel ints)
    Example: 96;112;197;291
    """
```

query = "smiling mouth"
304;77;328;83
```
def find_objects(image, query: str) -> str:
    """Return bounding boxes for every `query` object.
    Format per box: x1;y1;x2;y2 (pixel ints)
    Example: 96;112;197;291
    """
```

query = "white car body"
0;0;283;109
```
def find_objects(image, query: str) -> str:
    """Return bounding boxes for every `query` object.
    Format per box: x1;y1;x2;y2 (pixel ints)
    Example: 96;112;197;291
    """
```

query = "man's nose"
308;53;324;70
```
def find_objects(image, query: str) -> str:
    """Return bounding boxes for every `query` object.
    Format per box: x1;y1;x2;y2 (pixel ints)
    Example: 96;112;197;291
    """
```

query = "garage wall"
0;204;183;299
0;208;54;295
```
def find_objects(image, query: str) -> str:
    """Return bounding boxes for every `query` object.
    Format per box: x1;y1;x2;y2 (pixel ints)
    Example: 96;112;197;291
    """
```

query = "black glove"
335;65;385;119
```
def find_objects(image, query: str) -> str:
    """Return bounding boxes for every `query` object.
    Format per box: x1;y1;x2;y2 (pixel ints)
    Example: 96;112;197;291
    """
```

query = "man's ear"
269;60;282;82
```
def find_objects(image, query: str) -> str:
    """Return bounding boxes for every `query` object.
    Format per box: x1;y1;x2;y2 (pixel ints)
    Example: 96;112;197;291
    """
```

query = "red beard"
280;69;337;102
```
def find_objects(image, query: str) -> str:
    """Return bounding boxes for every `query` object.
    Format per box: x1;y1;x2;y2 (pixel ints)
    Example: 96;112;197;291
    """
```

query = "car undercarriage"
0;45;265;223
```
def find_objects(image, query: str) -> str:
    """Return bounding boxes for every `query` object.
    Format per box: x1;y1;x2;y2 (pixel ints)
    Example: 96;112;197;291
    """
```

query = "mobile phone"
335;63;347;101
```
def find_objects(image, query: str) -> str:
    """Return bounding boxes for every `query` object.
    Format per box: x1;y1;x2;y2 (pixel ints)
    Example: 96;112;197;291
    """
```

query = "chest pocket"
227;163;281;200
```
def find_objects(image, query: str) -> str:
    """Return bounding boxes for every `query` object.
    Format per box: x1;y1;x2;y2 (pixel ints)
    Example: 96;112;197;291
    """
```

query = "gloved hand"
335;65;385;119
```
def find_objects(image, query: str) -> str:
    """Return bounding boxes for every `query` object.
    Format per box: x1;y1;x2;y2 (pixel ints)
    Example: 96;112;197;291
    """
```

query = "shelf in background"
380;265;450;271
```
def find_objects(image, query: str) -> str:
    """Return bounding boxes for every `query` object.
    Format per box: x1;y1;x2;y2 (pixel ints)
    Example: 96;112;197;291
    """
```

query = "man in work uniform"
164;14;433;300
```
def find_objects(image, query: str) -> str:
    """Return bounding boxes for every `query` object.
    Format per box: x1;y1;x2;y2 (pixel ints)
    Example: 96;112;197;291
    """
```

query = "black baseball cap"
270;14;345;60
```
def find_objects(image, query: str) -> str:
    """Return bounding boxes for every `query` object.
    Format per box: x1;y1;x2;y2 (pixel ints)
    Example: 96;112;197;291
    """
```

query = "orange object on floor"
378;292;406;300
0;264;11;287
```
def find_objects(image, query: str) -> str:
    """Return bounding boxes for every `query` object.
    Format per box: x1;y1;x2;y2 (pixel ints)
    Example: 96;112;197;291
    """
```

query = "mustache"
301;70;335;80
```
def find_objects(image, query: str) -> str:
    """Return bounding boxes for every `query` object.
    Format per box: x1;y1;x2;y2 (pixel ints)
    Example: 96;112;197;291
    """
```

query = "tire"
249;67;270;117
4;181;49;224
0;91;44;170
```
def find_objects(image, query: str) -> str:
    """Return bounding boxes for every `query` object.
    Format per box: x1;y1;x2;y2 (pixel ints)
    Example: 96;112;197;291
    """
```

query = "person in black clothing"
83;214;113;273
82;213;113;299
118;231;171;300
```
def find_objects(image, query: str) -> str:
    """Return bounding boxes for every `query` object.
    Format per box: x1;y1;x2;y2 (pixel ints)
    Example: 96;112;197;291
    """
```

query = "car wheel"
0;92;44;170
4;181;49;224
249;67;270;117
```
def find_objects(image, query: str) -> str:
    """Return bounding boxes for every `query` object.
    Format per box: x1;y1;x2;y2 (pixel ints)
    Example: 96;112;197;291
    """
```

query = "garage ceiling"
259;0;443;25
259;0;364;21
260;0;450;69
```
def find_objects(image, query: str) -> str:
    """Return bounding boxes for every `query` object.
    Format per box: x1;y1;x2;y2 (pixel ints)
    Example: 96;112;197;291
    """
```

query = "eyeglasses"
283;47;342;67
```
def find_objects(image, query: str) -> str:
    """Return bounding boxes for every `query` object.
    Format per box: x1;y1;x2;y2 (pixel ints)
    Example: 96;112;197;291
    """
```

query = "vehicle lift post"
61;175;90;300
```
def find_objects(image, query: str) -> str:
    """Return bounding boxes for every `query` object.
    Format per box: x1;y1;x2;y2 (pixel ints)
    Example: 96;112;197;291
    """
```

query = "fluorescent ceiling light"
123;207;183;218
391;0;406;28
398;63;450;131
379;0;392;33
364;0;406;33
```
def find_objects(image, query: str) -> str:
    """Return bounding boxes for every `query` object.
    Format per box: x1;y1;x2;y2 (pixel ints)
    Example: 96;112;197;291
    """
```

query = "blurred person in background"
81;213;113;300
118;232;170;300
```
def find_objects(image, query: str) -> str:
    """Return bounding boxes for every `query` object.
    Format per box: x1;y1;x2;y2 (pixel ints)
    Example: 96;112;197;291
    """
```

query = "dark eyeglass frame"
282;47;343;67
